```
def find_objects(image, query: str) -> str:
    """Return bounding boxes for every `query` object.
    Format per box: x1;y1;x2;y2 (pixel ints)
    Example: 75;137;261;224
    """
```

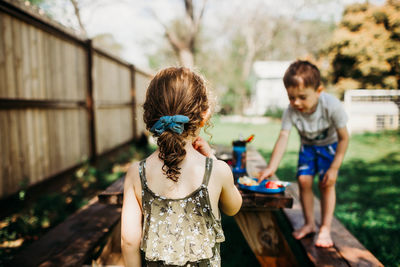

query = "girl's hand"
192;136;215;158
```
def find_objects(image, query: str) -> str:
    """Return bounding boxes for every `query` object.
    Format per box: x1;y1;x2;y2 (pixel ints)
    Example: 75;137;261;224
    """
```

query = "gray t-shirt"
281;92;348;146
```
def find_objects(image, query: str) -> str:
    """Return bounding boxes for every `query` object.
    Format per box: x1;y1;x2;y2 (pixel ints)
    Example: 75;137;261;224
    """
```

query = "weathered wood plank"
12;17;22;98
283;182;383;267
4;14;16;97
98;176;125;205
21;22;31;98
0;112;6;195
32;109;41;183
9;108;23;192
93;221;124;266
37;26;45;99
76;45;86;100
18;110;29;183
9;202;121;267
46;109;56;176
28;21;39;98
234;210;298;267
40;109;50;178
25;109;36;186
0;13;6;97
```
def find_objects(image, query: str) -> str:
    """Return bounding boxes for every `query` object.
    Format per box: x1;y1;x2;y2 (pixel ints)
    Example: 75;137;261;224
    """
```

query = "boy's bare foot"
315;227;334;248
292;224;316;240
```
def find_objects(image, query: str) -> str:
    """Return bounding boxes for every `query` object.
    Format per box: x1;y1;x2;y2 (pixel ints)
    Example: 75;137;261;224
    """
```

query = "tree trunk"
179;49;194;69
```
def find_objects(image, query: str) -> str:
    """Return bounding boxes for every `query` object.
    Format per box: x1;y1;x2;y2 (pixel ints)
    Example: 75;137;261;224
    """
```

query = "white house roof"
253;61;292;79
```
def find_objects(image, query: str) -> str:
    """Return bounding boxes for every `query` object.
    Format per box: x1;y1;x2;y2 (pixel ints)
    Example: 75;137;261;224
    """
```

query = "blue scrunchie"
150;115;189;135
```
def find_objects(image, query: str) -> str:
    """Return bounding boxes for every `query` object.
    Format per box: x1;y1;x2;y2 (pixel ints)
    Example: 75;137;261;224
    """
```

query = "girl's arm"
193;137;241;215
121;163;142;267
218;161;242;216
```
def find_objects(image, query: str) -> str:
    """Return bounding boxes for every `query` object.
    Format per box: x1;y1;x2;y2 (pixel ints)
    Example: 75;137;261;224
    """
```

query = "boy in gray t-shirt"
258;60;349;248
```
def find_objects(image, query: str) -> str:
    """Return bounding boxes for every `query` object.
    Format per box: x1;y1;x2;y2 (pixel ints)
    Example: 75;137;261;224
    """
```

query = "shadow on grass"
336;152;400;266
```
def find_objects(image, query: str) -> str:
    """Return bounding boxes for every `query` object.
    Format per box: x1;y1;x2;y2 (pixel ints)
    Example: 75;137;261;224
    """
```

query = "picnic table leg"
234;210;298;267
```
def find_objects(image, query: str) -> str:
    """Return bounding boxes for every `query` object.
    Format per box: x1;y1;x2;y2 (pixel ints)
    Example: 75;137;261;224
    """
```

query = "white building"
245;61;291;116
344;90;400;133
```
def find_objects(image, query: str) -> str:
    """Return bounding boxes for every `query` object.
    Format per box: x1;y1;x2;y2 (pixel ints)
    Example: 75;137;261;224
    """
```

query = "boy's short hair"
283;60;321;90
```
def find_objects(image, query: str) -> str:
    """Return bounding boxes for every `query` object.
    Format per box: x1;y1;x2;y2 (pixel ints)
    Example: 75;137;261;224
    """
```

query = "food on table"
238;176;259;186
265;181;283;189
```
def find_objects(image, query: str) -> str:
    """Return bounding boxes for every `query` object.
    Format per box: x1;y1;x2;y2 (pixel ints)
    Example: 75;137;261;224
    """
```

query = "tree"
150;0;207;68
323;0;400;95
197;2;335;114
92;33;123;57
28;0;116;37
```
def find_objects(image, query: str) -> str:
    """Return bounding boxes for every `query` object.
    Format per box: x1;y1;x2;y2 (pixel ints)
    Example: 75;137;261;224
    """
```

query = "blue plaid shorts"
297;142;337;180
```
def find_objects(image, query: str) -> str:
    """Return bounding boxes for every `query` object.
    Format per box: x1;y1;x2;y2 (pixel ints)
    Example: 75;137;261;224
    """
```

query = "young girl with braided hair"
121;67;242;267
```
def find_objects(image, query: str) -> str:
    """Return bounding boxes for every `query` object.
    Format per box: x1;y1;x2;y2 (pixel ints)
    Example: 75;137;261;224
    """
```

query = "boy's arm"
321;127;349;186
258;129;290;182
121;163;142;267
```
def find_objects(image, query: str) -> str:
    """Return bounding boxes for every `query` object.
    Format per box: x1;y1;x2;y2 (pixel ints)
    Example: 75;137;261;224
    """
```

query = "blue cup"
232;140;247;175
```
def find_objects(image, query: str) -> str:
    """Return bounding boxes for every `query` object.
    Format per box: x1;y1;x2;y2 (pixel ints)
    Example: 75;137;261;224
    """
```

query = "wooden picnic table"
99;146;293;210
99;145;295;267
216;146;297;266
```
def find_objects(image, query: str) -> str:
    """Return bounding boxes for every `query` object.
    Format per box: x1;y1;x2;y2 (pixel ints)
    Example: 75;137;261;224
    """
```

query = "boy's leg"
293;145;317;239
316;182;335;247
315;143;337;247
293;175;316;239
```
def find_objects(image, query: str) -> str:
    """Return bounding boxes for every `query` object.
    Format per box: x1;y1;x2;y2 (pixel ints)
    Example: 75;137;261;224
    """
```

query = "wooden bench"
8;200;122;267
283;182;384;266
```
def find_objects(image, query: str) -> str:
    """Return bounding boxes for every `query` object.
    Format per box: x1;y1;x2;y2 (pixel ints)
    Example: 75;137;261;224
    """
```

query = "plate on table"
237;176;290;194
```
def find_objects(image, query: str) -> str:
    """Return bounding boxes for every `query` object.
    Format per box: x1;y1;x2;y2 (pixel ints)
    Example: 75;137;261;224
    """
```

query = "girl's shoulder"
124;161;143;196
212;158;232;173
210;158;234;184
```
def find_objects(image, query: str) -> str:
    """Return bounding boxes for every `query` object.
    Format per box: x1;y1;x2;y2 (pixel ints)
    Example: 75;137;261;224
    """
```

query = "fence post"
86;39;97;163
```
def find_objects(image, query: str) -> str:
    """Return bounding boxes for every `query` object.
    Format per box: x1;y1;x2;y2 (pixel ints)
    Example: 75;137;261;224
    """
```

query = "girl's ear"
199;108;211;127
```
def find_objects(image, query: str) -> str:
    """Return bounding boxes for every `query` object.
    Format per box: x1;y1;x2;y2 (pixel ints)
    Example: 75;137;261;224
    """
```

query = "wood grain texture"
0;13;6;97
21;22;31;98
12;18;22;98
234;210;298;267
4;14;16;98
98;176;125;205
0;2;151;198
283;183;383;267
9;202;121;267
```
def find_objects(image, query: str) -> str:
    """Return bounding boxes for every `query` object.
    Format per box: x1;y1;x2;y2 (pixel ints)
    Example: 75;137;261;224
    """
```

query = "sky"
43;0;386;70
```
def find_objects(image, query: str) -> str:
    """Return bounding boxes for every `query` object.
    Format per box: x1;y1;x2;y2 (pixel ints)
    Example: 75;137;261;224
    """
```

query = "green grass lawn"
203;116;400;267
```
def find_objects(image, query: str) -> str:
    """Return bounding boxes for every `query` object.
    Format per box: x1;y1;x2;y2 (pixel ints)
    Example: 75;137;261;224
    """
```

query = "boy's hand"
192;136;215;158
257;167;275;183
321;167;338;187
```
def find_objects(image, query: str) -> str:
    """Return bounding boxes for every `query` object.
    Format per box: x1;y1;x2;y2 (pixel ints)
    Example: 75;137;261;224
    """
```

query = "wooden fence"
0;0;152;199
